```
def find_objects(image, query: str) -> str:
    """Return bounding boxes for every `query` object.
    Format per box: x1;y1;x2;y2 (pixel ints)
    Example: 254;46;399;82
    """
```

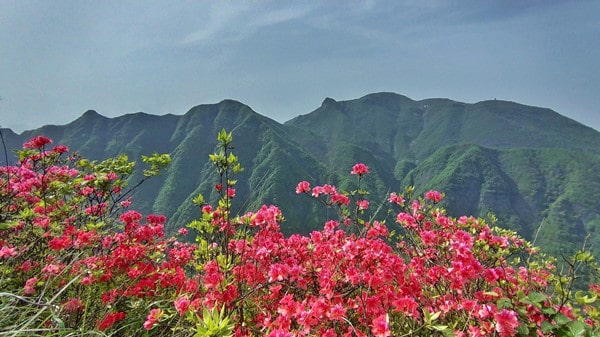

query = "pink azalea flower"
351;163;369;176
494;309;519;337
52;145;69;153
295;181;311;194
331;193;350;206
174;297;191;315
0;246;17;259
62;297;85;313
143;308;163;330
425;190;443;203
23;277;38;295
23;136;52;149
388;192;405;205
370;314;390;337
227;187;236;198
97;312;126;331
42;263;61;276
356;199;369;210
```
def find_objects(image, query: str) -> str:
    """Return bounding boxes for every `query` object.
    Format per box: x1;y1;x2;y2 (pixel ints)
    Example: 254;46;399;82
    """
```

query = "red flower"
97;312;126;331
331;193;350;206
356;199;369;210
351;163;369;176
23;277;38;295
203;260;223;289
143;308;164;330
327;304;346;321
42;263;61;276
268;263;289;282
277;294;298;318
120;197;131;207
23;136;52;149
52;145;69;153
370;314;390;337
62;297;84;313
227;187;236;198
425;190;443;203
0;246;17;258
322;184;336;195
494;309;519;337
295;181;311;194
202;205;213;213
267;330;294;337
48;235;72;252
174;297;190;315
388;192;405;205
119;210;143;224
312;185;324;197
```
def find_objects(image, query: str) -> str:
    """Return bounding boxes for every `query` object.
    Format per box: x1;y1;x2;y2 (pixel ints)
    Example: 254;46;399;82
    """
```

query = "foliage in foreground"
0;132;599;336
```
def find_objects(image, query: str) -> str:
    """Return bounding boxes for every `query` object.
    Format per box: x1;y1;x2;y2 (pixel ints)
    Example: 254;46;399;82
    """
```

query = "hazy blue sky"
1;1;599;132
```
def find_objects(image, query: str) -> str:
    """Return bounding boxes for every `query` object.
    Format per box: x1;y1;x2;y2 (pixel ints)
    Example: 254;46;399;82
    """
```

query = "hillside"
2;92;600;257
285;93;600;257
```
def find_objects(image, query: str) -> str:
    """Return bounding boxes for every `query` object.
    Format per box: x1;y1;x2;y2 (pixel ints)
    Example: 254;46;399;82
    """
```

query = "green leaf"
541;321;554;334
431;325;448;331
442;328;455;337
574;250;594;263
233;163;244;174
227;152;237;164
527;292;547;304
424;309;441;323
575;290;598;304
566;320;588;337
193;194;205;205
542;306;557;315
554;313;571;326
516;323;529;336
0;221;19;230
217;128;233;146
85;221;105;230
497;297;513;309
142;153;171;177
194;305;234;337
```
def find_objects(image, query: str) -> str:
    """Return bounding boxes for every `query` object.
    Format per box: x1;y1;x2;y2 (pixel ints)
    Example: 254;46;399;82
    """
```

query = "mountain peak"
78;110;105;121
321;97;340;109
218;99;244;105
186;99;256;113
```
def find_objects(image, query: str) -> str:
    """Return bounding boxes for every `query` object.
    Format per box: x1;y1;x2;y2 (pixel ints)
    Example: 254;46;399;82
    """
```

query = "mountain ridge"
2;92;599;258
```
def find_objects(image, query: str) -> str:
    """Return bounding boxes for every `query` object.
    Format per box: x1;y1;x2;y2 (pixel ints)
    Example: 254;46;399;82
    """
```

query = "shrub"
0;131;599;336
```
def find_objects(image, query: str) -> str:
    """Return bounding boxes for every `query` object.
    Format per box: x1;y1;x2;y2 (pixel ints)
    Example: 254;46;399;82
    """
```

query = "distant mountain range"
2;92;600;258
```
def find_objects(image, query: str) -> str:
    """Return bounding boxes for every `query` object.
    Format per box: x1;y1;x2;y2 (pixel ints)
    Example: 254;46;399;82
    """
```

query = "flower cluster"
1;135;599;337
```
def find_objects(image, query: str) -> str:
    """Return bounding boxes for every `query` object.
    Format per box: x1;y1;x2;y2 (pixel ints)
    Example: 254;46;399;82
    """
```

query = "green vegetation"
2;93;600;261
2;131;600;336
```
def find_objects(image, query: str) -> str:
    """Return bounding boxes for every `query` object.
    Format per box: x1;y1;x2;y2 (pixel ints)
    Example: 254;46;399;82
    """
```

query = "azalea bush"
1;131;599;336
0;135;183;334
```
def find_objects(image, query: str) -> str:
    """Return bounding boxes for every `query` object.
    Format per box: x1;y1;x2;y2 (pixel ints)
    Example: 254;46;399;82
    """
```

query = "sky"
1;0;599;133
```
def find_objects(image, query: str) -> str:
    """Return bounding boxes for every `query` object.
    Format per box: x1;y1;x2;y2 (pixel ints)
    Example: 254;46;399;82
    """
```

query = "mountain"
285;93;600;257
2;93;600;258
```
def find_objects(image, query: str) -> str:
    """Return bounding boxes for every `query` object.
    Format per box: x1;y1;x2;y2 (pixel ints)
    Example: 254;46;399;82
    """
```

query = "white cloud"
179;3;248;45
255;5;313;26
179;3;314;46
